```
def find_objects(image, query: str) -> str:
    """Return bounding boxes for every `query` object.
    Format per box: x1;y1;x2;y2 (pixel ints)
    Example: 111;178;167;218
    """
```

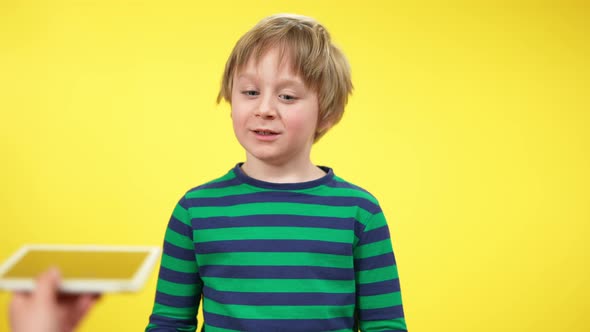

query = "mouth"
252;129;280;136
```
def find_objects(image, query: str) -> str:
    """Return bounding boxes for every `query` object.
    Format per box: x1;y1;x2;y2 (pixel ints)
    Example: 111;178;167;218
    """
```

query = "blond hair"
217;14;353;142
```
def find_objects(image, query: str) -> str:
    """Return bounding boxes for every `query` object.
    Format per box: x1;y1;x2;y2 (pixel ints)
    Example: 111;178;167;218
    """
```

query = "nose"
255;94;278;120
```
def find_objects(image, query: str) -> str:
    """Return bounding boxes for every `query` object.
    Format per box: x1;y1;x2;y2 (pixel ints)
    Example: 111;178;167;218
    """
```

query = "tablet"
0;244;161;293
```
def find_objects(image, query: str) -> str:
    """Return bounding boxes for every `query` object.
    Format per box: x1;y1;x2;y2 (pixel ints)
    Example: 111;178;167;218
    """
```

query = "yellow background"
1;1;588;331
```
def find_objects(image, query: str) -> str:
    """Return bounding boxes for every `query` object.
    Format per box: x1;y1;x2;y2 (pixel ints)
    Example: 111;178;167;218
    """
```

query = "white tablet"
0;244;161;293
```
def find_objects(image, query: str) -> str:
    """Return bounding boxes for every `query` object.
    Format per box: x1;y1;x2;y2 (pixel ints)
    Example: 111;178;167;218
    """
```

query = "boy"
146;14;407;332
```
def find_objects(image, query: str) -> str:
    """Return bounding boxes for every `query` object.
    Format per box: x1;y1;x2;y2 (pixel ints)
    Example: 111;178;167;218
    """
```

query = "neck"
240;158;325;183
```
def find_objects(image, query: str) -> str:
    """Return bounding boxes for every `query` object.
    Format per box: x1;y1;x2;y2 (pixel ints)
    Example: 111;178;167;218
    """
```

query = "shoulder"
325;172;381;207
323;172;387;235
314;171;384;221
189;168;239;191
177;166;242;204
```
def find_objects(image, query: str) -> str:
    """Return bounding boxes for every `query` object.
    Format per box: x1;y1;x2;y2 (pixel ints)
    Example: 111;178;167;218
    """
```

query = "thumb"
35;267;61;302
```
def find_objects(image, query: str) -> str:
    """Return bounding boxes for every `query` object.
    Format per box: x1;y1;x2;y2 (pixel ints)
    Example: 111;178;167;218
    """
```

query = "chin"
251;153;284;164
247;149;288;164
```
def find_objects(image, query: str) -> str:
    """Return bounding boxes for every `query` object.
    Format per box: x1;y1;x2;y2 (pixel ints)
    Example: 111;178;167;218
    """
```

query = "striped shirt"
146;164;407;332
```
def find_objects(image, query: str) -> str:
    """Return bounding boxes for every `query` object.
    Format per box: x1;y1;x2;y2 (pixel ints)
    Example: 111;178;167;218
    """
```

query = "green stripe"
184;172;238;198
364;212;387;231
161;254;198;273
203;170;236;184
305;185;377;202
194;227;352;243
186;184;259;198
165;228;194;249
198;252;352;268
204;298;354;319
152;302;198;320
354;239;393;259
320;183;378;204
201;277;354;293
172;203;190;224
358;291;403;309
212;171;237;182
361;317;407;331
356;266;399;284
156;279;199;297
189;203;371;220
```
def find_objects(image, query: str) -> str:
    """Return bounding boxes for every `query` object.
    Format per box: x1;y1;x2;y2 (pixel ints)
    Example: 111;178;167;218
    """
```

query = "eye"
279;94;297;101
241;90;259;96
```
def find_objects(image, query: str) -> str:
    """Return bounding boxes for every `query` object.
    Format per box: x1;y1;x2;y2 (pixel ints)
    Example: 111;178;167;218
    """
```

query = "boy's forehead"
236;47;300;78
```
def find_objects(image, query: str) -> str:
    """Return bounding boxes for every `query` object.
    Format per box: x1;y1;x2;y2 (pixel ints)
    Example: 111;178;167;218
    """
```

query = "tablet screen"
3;250;149;279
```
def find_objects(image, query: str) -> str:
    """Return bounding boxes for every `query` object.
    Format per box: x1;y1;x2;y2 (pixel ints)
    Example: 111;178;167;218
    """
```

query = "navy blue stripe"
359;305;405;321
163;241;194;261
204;311;354;332
357;279;401;296
233;164;336;190
177;197;190;210
168;216;192;238
185;192;381;214
158;266;200;284
155;291;199;308
193;215;364;245
194;239;352;256
358;225;391;246
355;252;396;271
148;314;197;330
192;215;356;231
203;286;355;305
199;265;354;280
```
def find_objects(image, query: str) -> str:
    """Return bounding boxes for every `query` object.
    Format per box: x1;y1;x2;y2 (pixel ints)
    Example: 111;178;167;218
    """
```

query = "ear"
314;119;333;142
317;119;334;134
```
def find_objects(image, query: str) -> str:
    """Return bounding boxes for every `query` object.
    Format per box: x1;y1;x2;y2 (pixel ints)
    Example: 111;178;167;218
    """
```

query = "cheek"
285;112;317;135
231;108;248;131
292;103;319;127
230;111;241;129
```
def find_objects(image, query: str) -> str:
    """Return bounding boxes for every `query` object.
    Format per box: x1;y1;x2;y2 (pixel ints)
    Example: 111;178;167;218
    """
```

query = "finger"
63;295;99;331
76;294;100;316
35;267;61;302
10;291;31;302
88;293;102;303
85;293;101;308
9;291;31;310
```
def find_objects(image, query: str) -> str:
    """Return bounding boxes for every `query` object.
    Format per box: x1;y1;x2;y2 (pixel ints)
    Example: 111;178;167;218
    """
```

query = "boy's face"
231;47;320;167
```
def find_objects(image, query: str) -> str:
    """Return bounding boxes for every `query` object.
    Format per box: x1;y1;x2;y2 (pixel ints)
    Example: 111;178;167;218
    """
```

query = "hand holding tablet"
0;244;161;293
9;268;100;332
2;244;161;332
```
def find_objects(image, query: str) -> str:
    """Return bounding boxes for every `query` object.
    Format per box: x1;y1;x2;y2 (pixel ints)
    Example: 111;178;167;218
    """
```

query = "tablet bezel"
0;244;161;293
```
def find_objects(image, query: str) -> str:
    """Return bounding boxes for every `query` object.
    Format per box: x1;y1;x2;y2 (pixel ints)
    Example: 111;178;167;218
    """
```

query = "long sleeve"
354;210;408;331
146;197;203;332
